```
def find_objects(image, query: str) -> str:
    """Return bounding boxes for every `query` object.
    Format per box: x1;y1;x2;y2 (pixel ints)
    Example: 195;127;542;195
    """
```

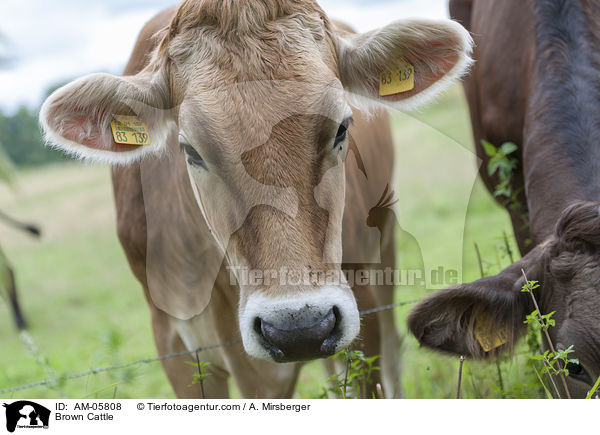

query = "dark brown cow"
409;0;600;398
40;0;472;398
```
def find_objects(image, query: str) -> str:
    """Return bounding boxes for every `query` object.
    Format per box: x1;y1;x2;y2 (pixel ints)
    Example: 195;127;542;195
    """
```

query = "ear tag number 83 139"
110;115;151;146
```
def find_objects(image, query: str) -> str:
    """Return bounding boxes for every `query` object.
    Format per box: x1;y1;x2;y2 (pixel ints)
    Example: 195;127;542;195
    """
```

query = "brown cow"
40;0;472;398
409;0;600;398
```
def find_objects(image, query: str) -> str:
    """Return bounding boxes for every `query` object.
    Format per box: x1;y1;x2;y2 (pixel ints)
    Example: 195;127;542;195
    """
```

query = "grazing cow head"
409;201;600;397
40;0;472;363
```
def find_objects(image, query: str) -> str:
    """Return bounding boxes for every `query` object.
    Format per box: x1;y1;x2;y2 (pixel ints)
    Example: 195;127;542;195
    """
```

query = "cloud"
323;0;448;32
0;0;448;113
0;1;162;112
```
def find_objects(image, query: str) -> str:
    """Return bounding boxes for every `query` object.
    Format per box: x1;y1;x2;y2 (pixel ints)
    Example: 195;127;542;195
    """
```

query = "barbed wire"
0;298;420;396
358;298;420;316
0;340;242;395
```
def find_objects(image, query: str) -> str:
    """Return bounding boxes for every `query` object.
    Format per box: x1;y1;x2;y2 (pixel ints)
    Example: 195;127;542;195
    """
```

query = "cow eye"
566;361;583;375
333;118;351;148
179;135;207;170
566;361;592;384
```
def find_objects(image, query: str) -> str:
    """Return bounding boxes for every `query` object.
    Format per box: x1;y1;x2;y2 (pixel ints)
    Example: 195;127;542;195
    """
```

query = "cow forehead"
167;7;338;90
178;77;347;153
166;6;337;81
161;2;346;148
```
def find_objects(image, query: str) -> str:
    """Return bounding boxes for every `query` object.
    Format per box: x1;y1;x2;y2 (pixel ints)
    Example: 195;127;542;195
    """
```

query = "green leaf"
500;142;519;156
586;375;600;399
487;157;502;176
481;140;497;157
493;187;511;198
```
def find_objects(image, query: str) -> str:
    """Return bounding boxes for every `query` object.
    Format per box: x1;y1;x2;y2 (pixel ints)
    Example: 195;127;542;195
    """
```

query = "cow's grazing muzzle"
253;307;342;362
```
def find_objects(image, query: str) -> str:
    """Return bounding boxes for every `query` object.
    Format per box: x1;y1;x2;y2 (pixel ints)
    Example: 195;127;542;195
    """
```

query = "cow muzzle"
240;286;360;363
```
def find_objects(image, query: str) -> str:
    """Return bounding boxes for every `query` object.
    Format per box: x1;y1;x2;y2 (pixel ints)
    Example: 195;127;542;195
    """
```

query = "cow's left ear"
337;18;473;111
40;70;176;165
408;246;545;358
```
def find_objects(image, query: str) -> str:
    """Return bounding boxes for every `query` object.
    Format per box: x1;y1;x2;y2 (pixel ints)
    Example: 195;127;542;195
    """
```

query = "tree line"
0;105;69;167
0;82;71;167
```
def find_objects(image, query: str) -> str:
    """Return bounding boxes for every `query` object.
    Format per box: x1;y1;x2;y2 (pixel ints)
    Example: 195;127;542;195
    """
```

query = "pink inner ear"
379;53;460;103
62;115;144;153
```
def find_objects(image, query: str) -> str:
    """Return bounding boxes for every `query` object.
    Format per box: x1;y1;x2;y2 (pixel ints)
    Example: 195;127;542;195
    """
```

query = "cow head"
40;0;472;363
408;201;600;397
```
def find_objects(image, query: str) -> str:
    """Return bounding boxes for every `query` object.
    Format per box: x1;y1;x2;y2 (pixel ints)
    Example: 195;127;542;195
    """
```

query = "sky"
0;0;448;113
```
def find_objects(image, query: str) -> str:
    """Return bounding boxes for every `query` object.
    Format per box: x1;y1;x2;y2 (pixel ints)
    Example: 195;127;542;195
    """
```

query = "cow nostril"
254;307;343;362
254;316;286;361
321;306;342;355
253;317;262;335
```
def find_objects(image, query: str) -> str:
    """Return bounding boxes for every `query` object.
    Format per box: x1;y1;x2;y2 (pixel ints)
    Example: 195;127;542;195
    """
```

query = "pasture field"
0;86;541;399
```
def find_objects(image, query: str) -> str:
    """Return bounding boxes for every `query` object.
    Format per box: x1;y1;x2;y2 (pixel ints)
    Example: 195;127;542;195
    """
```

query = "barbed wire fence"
0;298;421;396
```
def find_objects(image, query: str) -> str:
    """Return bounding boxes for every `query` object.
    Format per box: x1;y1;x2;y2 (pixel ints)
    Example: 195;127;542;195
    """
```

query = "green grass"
0;164;172;398
0;86;539;399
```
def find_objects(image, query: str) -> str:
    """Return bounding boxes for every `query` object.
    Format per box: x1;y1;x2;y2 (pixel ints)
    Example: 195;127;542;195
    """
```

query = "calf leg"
150;306;229;398
8;268;27;330
372;236;403;398
351;281;382;399
372;283;403;398
1;262;27;330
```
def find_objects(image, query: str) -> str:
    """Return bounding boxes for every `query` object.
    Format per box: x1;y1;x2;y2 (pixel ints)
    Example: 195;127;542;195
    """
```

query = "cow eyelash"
179;135;208;170
334;117;353;149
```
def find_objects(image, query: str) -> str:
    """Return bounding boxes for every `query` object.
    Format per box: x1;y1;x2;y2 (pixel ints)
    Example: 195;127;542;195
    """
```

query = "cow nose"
254;307;341;362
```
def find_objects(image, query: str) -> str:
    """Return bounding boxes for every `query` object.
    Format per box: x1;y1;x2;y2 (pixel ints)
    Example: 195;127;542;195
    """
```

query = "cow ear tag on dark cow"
379;58;415;97
474;313;509;352
110;115;151;146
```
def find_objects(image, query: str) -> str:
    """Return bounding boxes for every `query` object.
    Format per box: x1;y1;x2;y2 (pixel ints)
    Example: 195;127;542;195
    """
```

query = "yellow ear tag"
475;313;509;352
379;58;415;97
110;115;151;146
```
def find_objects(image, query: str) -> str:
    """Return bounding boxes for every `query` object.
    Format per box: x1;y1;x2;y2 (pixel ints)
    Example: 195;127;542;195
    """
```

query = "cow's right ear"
40;70;176;165
408;246;546;358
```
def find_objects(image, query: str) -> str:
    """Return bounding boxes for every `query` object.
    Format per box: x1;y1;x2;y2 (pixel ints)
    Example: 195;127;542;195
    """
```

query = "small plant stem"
476;244;506;398
544;362;562;399
19;330;63;394
495;360;505;398
342;352;350;399
532;366;554;399
376;383;384;399
456;356;465;399
521;270;572;399
195;350;206;400
469;372;481;398
474;243;485;278
503;231;514;263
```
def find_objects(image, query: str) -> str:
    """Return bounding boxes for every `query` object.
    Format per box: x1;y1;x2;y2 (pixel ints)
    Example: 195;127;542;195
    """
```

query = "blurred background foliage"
0;94;68;168
0;31;67;167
